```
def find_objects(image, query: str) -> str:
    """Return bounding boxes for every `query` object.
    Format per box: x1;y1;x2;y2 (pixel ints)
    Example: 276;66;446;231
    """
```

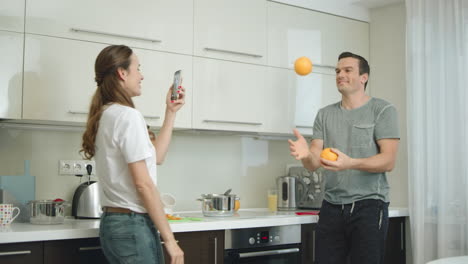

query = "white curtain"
406;0;468;263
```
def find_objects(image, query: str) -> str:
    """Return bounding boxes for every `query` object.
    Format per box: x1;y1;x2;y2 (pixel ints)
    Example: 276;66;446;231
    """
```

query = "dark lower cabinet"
1;230;223;264
44;238;108;264
301;217;406;264
384;217;406;264
164;230;224;264
0;241;44;264
301;223;317;264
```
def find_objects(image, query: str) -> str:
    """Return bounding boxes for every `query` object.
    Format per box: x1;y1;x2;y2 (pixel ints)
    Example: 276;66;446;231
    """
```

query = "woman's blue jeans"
99;212;165;264
315;199;389;264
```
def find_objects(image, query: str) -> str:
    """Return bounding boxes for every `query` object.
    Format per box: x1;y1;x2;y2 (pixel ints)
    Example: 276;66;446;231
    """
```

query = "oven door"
224;243;302;264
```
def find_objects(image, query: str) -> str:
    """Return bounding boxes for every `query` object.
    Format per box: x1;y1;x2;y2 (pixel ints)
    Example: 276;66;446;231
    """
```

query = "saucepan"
198;193;237;217
28;200;70;224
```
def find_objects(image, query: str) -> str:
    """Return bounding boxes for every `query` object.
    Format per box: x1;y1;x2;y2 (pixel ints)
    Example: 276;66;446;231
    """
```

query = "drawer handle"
0;250;32;256
204;47;263;58
79;246;101;251
68;110;88;115
203;119;262;126
295;125;313;129
238;248;299;258
71;28;162;43
143;115;161;120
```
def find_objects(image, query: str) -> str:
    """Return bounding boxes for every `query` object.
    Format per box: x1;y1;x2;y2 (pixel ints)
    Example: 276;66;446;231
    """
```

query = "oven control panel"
225;224;301;249
248;230;281;245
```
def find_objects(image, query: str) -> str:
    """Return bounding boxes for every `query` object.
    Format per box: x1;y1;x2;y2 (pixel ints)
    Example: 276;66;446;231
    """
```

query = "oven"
224;224;302;264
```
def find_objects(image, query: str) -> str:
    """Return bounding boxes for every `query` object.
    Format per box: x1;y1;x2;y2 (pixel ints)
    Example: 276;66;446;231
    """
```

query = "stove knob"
274;236;280;242
249;237;256;245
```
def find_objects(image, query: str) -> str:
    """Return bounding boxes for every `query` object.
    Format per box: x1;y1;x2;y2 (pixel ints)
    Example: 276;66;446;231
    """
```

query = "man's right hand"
288;129;311;160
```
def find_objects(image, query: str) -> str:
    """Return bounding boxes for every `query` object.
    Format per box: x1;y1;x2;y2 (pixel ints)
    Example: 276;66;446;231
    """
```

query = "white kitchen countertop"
0;207;409;244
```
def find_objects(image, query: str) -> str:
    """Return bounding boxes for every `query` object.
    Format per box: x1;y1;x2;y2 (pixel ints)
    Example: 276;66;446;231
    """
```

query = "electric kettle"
71;164;102;219
71;180;102;218
276;175;306;210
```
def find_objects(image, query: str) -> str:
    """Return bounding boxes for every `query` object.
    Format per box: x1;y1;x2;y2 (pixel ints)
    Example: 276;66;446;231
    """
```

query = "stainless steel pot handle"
238;248;300;258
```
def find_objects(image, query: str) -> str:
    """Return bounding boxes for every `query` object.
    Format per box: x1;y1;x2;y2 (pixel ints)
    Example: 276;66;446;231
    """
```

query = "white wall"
0;126;300;212
370;4;412;262
369;3;407;208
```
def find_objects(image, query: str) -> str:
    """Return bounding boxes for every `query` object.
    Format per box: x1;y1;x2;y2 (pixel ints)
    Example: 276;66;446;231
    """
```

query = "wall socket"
59;160;96;176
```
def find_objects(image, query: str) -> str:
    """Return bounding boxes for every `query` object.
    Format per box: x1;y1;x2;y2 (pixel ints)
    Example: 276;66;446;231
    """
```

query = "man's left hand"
320;148;353;171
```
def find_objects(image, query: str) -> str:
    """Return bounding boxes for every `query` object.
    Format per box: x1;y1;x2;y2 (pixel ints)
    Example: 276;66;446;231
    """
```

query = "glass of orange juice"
268;189;278;212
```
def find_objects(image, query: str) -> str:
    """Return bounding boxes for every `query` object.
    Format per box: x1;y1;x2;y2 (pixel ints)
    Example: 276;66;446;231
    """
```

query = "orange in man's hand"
320;148;338;161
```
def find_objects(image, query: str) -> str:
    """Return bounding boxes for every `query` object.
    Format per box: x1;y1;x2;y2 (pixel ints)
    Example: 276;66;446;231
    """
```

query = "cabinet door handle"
68;110;88;115
401;222;404;251
312;229;316;262
295;125;313;129
312;63;336;69
71;28;162;43
0;250;32;256
203;119;262;126
204;47;263;58
79;246;101;251
143;115;161;120
213;236;217;264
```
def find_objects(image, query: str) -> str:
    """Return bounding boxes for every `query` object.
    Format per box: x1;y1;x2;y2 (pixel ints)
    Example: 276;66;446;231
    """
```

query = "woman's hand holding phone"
166;70;185;113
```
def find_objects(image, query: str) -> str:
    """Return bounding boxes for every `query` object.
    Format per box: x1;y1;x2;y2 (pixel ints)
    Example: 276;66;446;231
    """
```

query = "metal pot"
29;200;69;225
198;194;236;217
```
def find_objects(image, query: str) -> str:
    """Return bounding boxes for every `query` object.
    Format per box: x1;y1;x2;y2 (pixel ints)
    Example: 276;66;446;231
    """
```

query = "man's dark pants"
315;199;389;264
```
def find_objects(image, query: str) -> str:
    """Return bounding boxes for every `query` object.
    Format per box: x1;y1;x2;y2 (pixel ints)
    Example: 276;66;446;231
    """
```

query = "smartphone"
171;70;182;101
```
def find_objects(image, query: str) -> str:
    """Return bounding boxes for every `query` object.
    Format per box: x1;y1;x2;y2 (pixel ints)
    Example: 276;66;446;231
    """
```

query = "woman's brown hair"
81;45;135;159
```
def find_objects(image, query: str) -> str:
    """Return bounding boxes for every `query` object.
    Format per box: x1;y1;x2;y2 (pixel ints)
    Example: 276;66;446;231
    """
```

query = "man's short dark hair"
338;52;370;89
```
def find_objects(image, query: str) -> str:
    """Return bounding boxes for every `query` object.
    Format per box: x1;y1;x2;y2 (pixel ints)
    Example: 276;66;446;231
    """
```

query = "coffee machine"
288;166;325;209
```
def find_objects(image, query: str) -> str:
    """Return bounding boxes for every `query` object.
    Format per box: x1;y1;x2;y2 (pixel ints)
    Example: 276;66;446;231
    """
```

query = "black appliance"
224;225;302;264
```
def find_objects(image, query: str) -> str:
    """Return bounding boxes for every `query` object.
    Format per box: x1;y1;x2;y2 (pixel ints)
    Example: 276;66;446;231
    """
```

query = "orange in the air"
294;56;313;76
320;148;338;161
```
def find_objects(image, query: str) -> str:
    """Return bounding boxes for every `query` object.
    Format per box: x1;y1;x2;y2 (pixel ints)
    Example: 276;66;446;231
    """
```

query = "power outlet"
59;160;96;176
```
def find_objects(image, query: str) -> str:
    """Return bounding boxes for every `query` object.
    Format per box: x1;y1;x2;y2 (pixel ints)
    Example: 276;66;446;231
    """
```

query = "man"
288;52;399;264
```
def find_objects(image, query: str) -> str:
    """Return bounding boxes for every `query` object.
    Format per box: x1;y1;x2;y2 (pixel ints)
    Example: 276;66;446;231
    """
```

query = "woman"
81;45;184;264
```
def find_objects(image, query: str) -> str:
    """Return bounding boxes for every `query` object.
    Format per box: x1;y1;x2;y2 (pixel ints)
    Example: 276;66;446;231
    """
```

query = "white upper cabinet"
193;57;266;132
265;67;340;136
0;31;23;119
267;2;369;70
0;0;25;32
25;0;193;54
23;35;192;128
132;49;192;129
194;0;267;65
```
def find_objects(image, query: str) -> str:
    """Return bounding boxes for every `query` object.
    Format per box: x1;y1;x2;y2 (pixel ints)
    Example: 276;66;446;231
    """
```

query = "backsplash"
0;125;300;212
0;122;407;213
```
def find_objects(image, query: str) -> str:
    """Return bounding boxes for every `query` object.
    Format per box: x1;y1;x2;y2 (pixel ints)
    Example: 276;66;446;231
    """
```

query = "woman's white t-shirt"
95;104;156;213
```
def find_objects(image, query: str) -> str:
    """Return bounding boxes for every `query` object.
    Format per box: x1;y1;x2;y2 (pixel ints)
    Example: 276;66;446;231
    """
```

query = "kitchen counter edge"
0;207;409;244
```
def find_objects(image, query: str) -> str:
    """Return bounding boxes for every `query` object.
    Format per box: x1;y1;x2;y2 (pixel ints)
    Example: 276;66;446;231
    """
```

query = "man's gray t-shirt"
311;97;400;204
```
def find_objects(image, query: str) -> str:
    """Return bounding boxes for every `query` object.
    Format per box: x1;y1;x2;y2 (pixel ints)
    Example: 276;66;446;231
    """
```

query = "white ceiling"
349;0;404;9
